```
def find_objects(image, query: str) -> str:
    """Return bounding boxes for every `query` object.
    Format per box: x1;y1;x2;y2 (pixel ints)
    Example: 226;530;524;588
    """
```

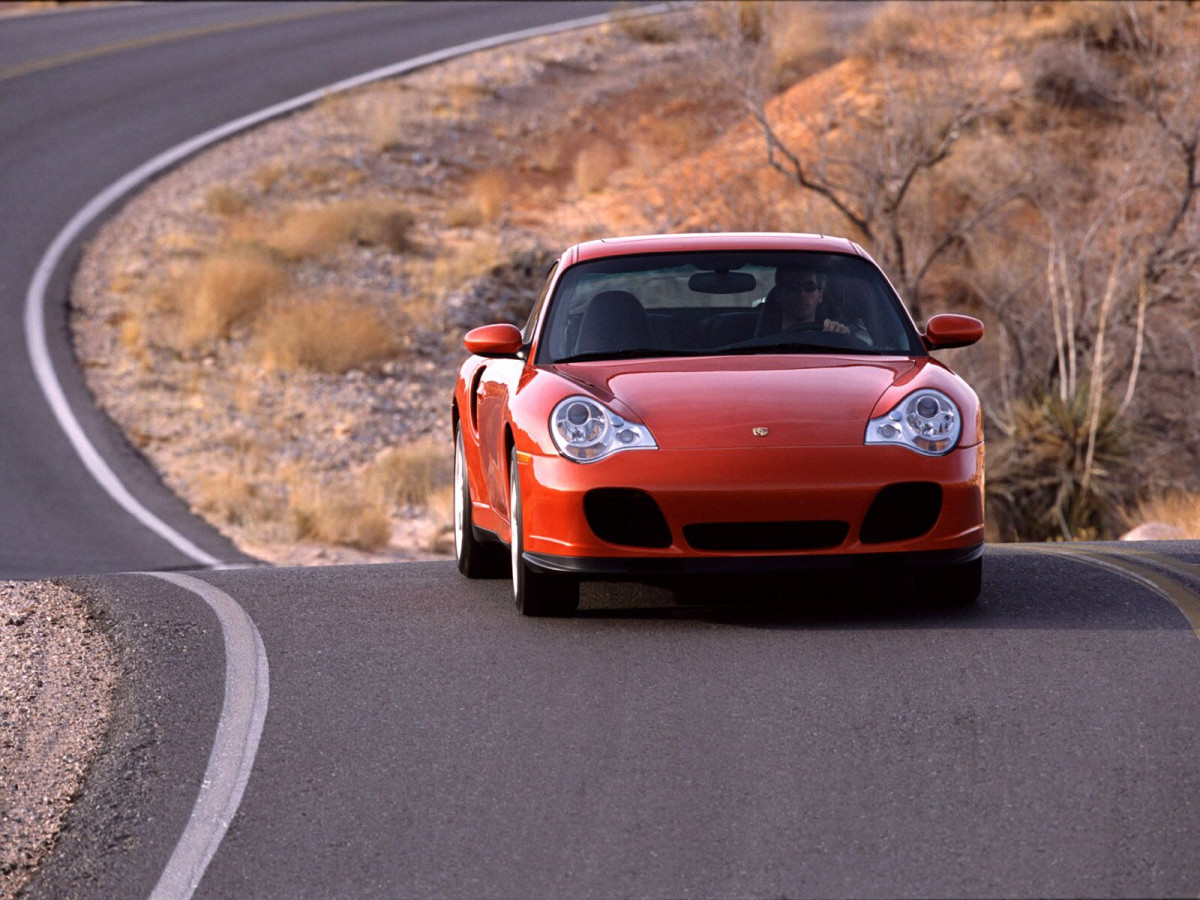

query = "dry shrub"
767;4;828;90
703;1;767;42
182;247;289;347
529;141;563;175
118;316;152;371
205;184;249;217
1029;42;1121;116
253;163;285;193
353;202;414;253
987;388;1131;542
1126;492;1200;539
432;238;504;293
301;165;337;190
255;293;398;374
157;230;202;255
108;271;139;295
354;92;405;152
446;172;510;227
446;82;495;114
1029;1;1130;49
573;140;623;194
614;4;675;44
196;470;269;527
367;440;453;508
861;1;924;56
427;484;455;528
290;482;391;551
267;200;413;260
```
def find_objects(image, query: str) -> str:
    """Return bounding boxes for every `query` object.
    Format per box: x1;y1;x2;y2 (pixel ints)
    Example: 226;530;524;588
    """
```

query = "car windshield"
535;250;924;363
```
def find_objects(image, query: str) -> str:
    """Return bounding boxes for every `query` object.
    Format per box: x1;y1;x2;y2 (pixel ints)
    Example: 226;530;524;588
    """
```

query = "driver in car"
768;265;851;335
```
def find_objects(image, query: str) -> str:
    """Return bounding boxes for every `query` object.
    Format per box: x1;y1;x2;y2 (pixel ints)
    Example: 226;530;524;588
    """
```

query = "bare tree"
984;2;1200;539
728;2;1021;318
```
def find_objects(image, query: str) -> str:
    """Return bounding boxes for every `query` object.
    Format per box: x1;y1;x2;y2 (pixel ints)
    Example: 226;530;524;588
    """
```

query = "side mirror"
923;314;984;350
464;323;523;357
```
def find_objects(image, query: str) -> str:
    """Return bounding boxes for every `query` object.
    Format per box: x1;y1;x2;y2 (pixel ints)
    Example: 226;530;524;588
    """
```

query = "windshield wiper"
716;342;844;355
716;341;891;356
554;348;697;363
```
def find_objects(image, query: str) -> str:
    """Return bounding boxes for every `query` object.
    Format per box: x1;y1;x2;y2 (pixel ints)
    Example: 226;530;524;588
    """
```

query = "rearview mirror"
465;323;523;356
923;314;983;350
688;271;757;295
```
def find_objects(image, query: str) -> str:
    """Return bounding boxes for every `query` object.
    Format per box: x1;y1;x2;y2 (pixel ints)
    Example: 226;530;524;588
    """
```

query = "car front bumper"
523;543;983;577
517;442;985;564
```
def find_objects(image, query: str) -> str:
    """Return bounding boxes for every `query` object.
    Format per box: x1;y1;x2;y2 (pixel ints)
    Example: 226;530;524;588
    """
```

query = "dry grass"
196;469;273;527
367;439;453;508
118;316;152;371
180;247;289;347
157;230;203;255
528;140;563;175
108;270;139;295
1126;491;1200;539
289;482;391;551
252;162;285;194
861;1;925;56
573;140;623;194
1026;1;1129;46
446;171;510;227
614;5;676;44
204;184;249;217
258;200;414;260
446;82;495;115
361;94;403;152
767;4;828;90
702;1;767;43
254;293;398;374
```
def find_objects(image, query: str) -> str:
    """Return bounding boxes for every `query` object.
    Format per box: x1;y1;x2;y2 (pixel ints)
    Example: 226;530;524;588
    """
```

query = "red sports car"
452;233;984;615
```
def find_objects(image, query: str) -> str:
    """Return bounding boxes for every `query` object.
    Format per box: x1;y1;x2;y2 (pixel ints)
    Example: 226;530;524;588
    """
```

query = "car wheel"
454;427;507;578
509;449;579;616
916;557;982;606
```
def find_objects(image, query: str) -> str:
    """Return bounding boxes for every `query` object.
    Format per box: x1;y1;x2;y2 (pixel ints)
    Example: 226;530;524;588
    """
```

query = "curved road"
4;3;1200;898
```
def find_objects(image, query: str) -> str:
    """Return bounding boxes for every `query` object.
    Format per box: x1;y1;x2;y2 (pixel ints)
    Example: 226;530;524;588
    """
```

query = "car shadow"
574;572;978;628
570;547;1196;632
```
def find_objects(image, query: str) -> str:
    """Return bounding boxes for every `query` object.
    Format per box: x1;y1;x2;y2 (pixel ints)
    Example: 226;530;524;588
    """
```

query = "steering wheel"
782;320;824;333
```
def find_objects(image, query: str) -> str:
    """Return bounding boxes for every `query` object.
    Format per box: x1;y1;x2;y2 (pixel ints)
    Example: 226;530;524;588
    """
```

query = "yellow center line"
0;3;378;84
1025;544;1200;639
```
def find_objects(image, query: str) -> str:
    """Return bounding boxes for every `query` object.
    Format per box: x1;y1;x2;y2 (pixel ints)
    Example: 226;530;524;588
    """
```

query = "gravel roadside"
0;583;115;900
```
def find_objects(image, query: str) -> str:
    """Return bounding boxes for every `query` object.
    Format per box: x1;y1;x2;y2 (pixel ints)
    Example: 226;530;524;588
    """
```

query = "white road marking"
144;571;269;900
22;3;665;567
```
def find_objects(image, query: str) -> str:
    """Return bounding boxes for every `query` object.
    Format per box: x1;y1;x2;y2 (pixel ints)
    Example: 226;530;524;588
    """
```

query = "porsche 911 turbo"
452;232;984;616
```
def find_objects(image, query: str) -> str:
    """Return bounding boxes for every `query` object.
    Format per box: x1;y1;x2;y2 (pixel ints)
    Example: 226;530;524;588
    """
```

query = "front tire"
509;449;578;616
454;427;507;578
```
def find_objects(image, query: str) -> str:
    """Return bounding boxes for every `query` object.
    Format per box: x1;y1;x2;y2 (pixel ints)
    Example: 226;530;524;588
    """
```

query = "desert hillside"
71;1;1200;563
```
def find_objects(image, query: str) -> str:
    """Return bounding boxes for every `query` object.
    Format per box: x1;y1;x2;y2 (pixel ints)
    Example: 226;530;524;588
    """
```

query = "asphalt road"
5;3;1200;898
29;544;1200;898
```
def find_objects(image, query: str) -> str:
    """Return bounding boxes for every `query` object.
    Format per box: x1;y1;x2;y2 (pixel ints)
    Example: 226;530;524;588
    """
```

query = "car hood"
552;355;920;449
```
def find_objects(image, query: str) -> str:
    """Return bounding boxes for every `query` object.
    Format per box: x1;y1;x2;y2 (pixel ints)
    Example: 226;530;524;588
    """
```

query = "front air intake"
859;482;942;544
683;521;849;552
584;489;672;548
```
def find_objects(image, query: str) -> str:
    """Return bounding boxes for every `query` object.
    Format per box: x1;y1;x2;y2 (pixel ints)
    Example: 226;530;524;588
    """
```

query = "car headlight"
549;395;657;463
865;389;962;456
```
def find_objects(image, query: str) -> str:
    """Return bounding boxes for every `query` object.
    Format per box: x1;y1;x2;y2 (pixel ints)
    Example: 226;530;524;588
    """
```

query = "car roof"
567;232;866;265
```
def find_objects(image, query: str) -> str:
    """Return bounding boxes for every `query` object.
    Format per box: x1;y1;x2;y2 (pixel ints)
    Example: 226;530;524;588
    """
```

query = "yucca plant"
987;385;1131;542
